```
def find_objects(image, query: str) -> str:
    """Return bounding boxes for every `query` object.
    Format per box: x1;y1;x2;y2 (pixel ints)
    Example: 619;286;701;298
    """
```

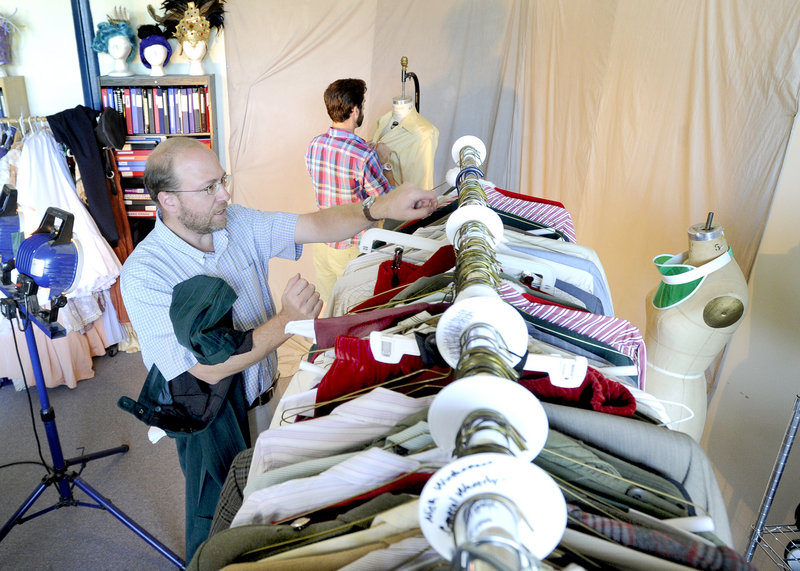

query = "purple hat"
137;24;172;69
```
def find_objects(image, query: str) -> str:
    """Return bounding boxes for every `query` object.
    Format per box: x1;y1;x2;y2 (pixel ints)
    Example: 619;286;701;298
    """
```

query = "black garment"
118;275;255;561
46;105;119;245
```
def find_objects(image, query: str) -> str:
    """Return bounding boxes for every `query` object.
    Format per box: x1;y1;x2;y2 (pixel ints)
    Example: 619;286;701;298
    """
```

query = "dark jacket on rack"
46;105;119;245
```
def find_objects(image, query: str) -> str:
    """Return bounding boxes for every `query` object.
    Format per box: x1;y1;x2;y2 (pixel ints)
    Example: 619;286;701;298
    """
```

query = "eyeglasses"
170;173;232;196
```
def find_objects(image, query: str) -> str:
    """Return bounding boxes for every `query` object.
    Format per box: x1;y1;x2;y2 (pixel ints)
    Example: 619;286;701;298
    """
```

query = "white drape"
224;0;800;333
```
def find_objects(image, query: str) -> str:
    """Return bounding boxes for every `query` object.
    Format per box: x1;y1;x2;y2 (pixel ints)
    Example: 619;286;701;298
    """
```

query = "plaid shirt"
306;128;392;249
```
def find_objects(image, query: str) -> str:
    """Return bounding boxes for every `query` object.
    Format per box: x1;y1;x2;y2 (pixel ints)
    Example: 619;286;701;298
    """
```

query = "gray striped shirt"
120;205;301;404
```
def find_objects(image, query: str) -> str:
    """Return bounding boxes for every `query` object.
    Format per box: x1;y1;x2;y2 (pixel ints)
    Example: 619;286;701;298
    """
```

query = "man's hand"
373;142;392;165
279;274;323;323
371;182;437;221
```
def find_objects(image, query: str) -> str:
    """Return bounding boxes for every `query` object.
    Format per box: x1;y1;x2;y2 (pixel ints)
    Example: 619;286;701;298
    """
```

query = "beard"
177;203;227;235
356;107;364;127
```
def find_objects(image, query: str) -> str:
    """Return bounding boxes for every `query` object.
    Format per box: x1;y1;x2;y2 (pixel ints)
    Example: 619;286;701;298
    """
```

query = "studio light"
14;206;83;297
0;184;22;275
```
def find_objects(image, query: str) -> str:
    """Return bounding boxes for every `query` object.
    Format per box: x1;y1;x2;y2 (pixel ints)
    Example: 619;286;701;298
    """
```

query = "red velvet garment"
519;366;637;417
351;245;456;312
312;302;449;353
314;335;452;417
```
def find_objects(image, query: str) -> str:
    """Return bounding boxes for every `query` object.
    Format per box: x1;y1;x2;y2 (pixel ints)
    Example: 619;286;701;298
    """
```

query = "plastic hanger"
358;226;558;293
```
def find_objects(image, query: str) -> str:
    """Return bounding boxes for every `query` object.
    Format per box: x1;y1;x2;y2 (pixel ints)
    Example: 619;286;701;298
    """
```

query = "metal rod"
745;394;800;561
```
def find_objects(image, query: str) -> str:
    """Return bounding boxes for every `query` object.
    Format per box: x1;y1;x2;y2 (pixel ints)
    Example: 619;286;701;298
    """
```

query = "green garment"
188;493;416;571
119;275;254;561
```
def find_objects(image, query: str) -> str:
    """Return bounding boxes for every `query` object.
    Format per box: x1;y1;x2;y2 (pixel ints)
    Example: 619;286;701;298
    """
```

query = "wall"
703;110;800;559
2;0;228;167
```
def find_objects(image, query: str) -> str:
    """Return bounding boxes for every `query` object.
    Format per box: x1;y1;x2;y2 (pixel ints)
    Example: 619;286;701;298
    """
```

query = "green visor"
652;247;733;310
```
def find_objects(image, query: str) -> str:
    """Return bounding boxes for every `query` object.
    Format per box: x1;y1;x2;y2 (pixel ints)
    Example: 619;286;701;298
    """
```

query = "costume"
121;204;301;404
371;108;439;189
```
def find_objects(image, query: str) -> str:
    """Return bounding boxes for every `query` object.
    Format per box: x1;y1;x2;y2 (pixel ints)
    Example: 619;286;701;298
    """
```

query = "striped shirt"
306;127;392;249
120;205;301;404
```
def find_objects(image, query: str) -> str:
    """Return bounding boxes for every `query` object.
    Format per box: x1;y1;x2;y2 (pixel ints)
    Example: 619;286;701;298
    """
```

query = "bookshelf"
97;74;217;228
0;76;30;119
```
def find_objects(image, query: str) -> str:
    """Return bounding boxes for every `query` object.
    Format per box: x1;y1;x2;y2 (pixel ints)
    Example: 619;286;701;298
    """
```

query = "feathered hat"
147;0;225;46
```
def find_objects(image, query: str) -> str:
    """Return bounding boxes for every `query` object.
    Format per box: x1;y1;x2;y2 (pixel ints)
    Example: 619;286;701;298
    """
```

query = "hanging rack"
418;136;568;570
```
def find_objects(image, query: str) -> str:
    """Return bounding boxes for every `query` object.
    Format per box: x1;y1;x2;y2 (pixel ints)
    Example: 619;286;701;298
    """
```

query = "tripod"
0;285;185;569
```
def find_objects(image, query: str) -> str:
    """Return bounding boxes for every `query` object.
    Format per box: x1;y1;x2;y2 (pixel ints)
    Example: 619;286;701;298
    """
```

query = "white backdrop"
224;0;800;333
223;1;800;553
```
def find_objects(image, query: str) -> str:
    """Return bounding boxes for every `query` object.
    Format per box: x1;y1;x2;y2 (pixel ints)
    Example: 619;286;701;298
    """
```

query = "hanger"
18;112;26;138
358;226;558;293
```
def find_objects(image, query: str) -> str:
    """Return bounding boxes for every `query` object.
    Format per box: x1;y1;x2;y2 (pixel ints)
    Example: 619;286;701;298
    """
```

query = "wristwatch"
382;162;393;172
362;195;380;222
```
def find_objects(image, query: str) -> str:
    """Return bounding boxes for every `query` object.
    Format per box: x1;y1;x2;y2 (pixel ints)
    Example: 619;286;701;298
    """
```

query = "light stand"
0;207;185;569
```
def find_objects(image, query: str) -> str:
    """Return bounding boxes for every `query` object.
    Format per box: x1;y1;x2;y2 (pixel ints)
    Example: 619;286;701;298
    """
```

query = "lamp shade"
14;207;82;295
0;183;20;264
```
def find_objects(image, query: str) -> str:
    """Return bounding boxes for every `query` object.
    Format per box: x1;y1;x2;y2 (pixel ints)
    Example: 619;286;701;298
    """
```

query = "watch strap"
362;196;380;222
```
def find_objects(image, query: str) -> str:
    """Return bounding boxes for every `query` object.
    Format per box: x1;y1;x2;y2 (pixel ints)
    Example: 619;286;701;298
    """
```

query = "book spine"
192;87;201;133
181;88;190;134
123;89;133;135
142;88;151;134
133;88;144;135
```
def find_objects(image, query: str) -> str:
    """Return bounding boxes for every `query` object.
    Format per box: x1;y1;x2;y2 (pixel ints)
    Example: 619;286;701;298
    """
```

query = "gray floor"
0;349;186;570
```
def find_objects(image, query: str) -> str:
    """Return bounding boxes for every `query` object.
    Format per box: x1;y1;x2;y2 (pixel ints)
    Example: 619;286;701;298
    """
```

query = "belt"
247;385;275;410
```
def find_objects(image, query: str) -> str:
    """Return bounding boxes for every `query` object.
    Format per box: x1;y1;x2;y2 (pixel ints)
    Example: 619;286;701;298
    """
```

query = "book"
198;88;207;132
126;210;157;218
132;88;144;134
167;88;178;134
123;193;155;201
142;88;151;134
115;149;152;158
116;161;148;168
192;87;201;133
154;88;164;135
122;88;133;134
147;88;156;134
115;88;125;116
181;88;190;134
120;171;146;178
124;201;158;211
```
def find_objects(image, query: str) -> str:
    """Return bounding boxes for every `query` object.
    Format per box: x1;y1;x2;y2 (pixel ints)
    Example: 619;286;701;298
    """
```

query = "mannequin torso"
644;221;749;440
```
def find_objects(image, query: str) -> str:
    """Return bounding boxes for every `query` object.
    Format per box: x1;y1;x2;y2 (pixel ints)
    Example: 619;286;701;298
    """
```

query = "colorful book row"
101;85;212;136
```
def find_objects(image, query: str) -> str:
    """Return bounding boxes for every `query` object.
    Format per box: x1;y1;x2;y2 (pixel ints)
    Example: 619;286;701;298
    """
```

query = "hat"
138;24;172;68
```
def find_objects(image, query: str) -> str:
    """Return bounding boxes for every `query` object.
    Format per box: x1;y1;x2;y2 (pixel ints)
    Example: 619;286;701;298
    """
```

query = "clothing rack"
418;136;567;570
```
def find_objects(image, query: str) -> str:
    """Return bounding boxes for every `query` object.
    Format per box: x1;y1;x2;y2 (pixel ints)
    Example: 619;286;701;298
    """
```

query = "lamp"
0;204;185;568
12;207;83;324
0;184;22;280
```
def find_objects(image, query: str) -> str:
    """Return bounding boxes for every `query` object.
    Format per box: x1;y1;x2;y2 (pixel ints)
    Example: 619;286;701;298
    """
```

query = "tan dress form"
644;219;749;441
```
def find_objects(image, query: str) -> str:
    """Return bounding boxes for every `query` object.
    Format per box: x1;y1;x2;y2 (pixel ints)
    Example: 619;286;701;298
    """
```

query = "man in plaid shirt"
306;78;397;302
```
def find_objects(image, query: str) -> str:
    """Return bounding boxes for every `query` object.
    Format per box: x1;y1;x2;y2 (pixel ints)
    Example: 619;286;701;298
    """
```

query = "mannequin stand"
0;286;185;569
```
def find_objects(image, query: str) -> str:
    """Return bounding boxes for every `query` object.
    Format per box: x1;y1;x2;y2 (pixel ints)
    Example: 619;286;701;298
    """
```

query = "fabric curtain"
223;0;800;330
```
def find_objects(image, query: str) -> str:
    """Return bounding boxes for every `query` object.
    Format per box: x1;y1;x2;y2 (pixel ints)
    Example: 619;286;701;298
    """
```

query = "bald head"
144;137;215;201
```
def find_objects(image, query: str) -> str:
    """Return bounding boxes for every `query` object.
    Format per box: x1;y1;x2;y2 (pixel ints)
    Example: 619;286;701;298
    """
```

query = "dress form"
644;216;749;441
183;40;207;76
107;35;133;77
143;44;168;76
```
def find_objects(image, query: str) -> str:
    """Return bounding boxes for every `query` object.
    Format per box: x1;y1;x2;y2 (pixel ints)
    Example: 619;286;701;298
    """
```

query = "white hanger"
358;227;558;293
358;227;445;255
367;329;588;387
18;112;26;138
